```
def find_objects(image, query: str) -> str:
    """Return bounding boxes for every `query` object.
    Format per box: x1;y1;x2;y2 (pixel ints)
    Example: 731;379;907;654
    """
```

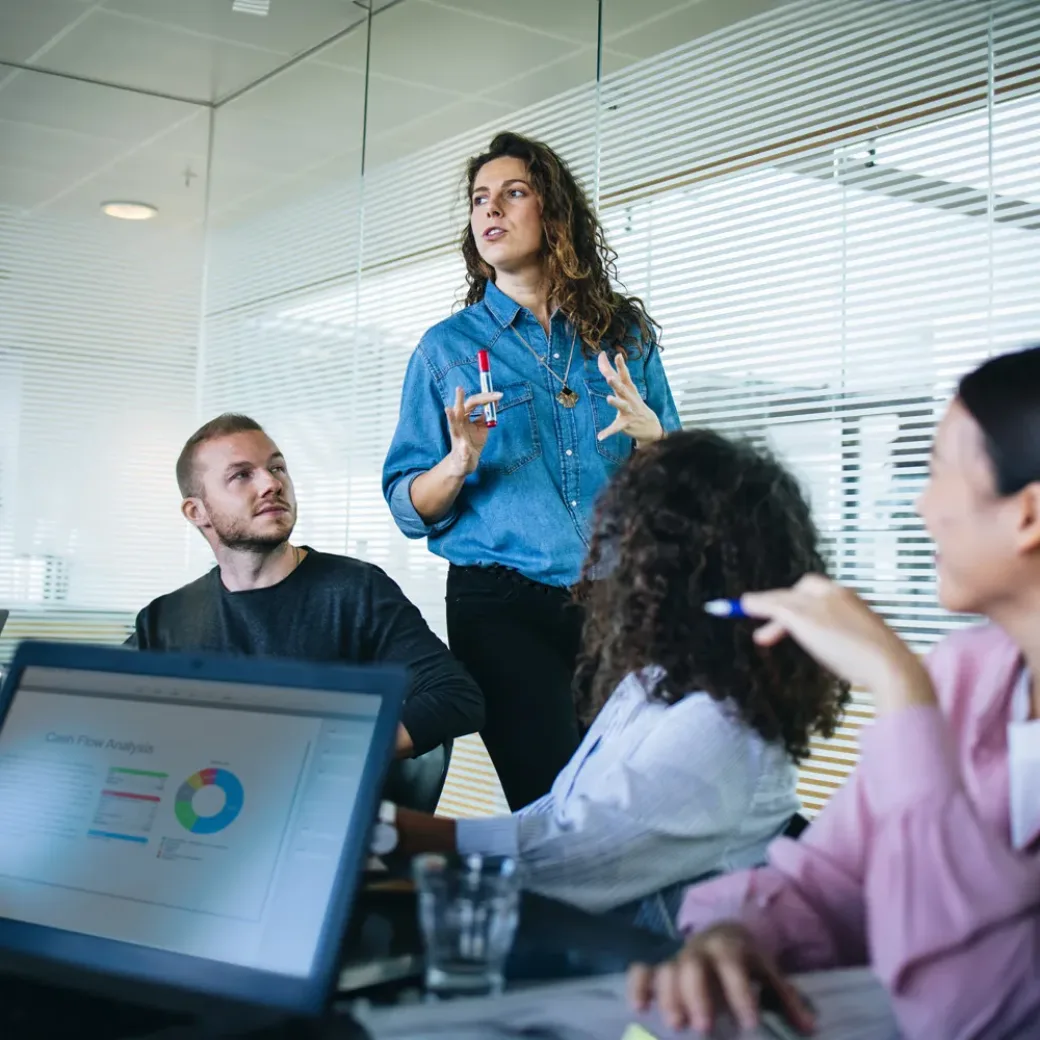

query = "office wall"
200;1;604;815
199;0;1040;816
0;70;206;649
4;1;1038;817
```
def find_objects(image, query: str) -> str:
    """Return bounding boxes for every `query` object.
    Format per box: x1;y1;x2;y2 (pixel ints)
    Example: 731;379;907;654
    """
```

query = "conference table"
334;885;900;1040
357;969;899;1039
337;882;680;999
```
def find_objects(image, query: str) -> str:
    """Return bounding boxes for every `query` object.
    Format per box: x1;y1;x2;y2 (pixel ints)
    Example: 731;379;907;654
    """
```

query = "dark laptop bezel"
0;609;9;636
0;640;406;1020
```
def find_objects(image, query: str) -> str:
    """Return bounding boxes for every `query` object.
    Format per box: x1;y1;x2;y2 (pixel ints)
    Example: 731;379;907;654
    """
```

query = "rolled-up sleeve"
382;344;461;540
644;340;681;433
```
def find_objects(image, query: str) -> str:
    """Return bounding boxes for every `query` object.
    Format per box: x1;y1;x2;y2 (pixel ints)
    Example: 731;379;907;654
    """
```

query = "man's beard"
206;502;296;552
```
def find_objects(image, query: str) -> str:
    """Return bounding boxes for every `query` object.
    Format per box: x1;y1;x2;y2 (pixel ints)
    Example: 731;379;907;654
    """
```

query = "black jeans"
446;564;583;812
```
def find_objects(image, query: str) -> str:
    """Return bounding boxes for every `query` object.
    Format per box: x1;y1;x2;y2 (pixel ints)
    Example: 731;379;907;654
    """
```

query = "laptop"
0;640;406;1038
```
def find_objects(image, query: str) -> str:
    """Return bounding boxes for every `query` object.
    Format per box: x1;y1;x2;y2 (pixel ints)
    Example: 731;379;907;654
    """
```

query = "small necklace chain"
509;322;581;408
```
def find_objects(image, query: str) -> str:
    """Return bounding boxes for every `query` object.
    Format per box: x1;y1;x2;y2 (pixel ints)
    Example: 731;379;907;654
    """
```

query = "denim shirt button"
553;352;560;359
570;500;577;507
565;449;573;457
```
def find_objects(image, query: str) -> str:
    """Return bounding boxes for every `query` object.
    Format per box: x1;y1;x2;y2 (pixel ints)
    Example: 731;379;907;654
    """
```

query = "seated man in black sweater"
129;413;484;799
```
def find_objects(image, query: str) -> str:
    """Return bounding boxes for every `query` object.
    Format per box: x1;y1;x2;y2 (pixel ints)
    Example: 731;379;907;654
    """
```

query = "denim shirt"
382;281;681;587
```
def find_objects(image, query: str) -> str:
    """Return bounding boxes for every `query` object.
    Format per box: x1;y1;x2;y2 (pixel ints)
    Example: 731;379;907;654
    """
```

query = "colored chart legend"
88;766;169;844
175;768;244;835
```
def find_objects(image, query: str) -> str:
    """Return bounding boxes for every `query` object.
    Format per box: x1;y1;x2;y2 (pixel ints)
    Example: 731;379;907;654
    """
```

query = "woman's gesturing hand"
444;386;502;477
628;923;816;1035
741;575;936;715
596;350;665;448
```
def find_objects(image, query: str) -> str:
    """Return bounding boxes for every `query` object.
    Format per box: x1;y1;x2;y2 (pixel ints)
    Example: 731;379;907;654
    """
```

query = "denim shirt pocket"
478;380;542;476
588;378;648;466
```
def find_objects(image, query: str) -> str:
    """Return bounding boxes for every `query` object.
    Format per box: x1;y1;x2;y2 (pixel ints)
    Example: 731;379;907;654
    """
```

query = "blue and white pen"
703;598;748;619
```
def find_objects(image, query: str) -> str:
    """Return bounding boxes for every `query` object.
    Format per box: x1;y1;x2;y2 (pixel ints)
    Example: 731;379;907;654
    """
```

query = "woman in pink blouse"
628;345;1040;1039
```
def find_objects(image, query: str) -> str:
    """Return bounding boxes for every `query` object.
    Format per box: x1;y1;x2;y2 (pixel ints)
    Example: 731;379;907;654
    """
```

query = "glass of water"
413;853;519;998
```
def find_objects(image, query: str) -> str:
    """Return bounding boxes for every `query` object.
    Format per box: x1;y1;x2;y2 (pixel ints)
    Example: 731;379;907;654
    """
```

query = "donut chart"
174;768;244;835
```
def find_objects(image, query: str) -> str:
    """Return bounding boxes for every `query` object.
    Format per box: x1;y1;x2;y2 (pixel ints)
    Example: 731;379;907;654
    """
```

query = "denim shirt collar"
481;279;570;332
481;279;524;328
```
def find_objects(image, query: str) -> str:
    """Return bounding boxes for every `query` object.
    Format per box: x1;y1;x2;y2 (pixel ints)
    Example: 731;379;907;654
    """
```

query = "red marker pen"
477;349;497;427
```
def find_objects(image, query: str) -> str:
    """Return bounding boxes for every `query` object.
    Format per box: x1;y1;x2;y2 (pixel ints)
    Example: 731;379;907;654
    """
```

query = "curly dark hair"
574;429;849;763
460;131;657;359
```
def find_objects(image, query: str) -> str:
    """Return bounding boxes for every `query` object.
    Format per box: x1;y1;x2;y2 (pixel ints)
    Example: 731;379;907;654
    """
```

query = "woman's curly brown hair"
574;429;849;763
460;131;657;359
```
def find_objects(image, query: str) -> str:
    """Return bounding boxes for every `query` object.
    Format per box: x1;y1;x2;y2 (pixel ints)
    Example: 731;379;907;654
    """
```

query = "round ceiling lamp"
101;201;158;221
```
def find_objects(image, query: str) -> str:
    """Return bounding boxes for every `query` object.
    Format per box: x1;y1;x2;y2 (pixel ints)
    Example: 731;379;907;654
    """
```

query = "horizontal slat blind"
199;0;1040;818
602;0;1040;810
0;197;203;664
202;84;597;818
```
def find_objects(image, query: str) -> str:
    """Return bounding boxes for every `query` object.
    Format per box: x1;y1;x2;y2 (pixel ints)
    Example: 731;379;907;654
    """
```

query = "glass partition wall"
4;0;1039;815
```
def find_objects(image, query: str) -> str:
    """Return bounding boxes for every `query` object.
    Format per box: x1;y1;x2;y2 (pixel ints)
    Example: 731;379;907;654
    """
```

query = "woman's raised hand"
445;386;502;476
741;574;936;715
596;350;664;448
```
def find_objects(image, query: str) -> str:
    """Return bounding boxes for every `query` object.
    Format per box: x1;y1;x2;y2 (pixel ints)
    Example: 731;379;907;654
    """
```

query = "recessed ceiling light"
101;201;158;221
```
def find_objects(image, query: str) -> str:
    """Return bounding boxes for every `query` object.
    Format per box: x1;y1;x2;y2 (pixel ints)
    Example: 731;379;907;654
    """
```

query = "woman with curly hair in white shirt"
389;428;849;929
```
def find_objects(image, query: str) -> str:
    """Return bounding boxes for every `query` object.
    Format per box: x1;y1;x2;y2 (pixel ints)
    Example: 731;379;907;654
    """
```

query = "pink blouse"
677;624;1040;1039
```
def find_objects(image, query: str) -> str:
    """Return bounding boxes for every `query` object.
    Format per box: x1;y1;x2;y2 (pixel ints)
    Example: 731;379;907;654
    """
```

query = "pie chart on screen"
174;768;244;834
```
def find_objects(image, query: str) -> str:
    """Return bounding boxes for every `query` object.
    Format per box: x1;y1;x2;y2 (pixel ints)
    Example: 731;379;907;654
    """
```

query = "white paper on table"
358;967;901;1039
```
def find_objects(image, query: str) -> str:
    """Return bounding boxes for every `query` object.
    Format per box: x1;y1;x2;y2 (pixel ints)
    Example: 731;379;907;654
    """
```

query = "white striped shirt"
456;670;800;916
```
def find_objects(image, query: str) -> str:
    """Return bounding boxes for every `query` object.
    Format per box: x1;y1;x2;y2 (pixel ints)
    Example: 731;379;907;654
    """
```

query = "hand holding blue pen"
703;598;748;619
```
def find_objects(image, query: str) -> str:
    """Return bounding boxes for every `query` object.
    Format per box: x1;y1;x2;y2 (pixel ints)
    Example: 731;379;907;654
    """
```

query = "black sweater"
128;549;484;756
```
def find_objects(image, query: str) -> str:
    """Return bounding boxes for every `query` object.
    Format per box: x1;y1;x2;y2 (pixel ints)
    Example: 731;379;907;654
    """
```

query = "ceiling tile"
364;95;511;171
298;145;363;183
0;69;199;141
212;104;349;177
605;0;787;60
0;162;72;209
421;0;599;46
599;46;644;77
309;23;368;72
0;120;124;180
366;0;578;96
219;59;365;130
36;9;281;101
207;158;284;219
99;0;363;58
602;0;697;41
43;156;208;225
482;46;597;109
0;0;92;65
145;108;211;156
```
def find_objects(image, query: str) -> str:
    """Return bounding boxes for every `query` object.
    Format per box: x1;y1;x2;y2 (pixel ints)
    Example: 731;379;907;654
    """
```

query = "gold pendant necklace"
510;322;580;407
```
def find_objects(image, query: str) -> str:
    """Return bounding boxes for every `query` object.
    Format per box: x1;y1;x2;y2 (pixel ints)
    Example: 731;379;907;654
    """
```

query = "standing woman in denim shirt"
382;132;681;810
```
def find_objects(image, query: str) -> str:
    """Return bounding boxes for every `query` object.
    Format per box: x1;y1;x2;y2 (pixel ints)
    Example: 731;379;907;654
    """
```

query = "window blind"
598;0;1040;809
203;74;601;817
0;189;204;663
201;0;1040;816
6;1;1026;817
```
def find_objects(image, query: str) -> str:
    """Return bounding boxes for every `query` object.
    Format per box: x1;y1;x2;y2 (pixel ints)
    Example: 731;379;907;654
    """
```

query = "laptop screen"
0;664;380;980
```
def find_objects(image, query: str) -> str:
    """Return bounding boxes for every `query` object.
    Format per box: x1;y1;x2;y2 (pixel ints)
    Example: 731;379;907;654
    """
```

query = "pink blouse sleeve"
677;637;965;972
678;701;1040;1038
858;705;1040;1038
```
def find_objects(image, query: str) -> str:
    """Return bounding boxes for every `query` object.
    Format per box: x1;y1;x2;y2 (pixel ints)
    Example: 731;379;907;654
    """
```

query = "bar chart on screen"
87;765;169;843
